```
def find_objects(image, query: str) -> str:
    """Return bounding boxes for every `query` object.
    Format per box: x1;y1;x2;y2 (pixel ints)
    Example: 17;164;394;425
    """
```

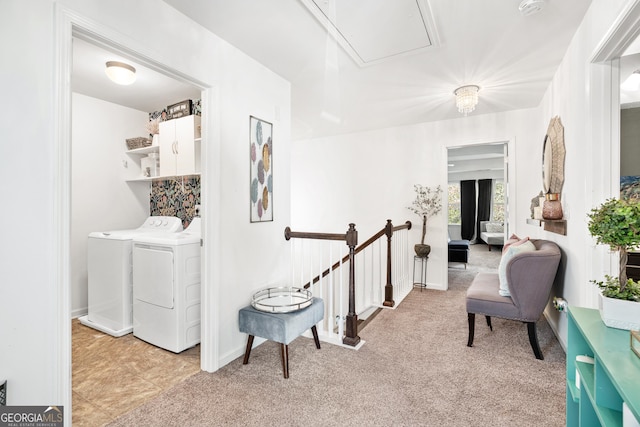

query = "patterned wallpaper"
150;176;200;229
147;98;202;229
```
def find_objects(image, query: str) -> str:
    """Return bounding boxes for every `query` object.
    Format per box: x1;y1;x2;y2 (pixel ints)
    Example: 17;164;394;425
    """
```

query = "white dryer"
132;217;201;353
79;216;183;337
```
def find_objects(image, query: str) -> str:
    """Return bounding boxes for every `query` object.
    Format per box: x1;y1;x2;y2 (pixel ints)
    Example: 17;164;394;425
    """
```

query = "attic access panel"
301;0;439;66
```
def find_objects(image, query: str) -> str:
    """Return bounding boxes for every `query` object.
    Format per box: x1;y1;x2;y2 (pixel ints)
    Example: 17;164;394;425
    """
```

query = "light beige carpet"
109;245;565;426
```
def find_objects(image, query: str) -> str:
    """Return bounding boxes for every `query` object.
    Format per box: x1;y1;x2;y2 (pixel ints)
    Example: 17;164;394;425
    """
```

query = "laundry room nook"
72;90;204;339
70;43;206;420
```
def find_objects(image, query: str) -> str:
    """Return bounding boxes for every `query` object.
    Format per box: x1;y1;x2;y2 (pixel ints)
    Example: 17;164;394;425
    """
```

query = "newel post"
383;219;395;307
343;223;361;347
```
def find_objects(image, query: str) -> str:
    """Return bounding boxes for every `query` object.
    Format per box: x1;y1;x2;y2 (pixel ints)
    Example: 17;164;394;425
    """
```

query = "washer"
79;216;183;337
132;217;201;353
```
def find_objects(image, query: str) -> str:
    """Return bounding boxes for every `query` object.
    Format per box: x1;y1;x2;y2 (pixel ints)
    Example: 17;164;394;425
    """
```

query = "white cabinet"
159;115;201;177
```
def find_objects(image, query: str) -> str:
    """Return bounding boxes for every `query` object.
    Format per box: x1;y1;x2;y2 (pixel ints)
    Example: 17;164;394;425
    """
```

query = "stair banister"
285;219;412;347
285;223;360;346
384;220;412;307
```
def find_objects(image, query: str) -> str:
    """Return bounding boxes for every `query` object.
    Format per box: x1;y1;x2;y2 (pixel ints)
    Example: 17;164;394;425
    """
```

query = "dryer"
79;216;183;337
132;217;201;353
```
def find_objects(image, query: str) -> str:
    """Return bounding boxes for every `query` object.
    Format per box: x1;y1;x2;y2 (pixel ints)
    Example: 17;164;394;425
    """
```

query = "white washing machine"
132;217;201;353
79;216;183;337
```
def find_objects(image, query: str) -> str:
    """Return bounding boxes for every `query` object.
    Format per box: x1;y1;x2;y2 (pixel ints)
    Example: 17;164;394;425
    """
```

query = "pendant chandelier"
454;85;480;116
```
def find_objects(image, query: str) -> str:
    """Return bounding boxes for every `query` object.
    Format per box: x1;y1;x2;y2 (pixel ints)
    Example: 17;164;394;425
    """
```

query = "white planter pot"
598;293;640;330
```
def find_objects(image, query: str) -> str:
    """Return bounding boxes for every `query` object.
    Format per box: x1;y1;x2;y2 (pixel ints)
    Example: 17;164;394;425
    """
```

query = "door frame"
54;5;220;417
442;138;515;289
584;0;640;307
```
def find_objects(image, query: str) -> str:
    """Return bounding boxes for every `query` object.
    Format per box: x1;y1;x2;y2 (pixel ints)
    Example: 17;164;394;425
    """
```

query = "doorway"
446;141;510;286
55;11;217;418
69;34;205;422
447;142;509;240
70;36;202;319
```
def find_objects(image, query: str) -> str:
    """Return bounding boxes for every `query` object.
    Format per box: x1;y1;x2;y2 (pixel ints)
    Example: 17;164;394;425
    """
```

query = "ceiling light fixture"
621;70;640;92
105;61;136;85
454;85;480;116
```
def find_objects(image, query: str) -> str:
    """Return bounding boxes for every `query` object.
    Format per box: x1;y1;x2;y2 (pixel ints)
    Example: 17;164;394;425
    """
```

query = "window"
449;180;504;224
448;183;461;225
492;180;505;222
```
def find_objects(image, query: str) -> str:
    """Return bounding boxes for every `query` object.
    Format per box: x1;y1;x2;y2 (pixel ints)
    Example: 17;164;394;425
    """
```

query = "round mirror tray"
251;287;313;313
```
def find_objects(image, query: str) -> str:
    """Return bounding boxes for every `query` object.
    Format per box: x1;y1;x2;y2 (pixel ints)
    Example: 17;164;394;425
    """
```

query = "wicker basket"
126;137;151;150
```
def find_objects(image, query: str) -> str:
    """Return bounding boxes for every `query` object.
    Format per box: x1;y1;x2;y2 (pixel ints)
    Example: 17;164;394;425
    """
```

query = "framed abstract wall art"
250;116;273;222
621;176;640;201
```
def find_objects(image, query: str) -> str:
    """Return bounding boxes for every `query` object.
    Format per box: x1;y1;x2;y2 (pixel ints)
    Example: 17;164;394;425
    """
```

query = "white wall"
71;93;150;317
292;111;533;290
0;0;632;411
214;48;291;365
0;0;290;410
292;0;637;351
532;0;635;346
0;0;59;406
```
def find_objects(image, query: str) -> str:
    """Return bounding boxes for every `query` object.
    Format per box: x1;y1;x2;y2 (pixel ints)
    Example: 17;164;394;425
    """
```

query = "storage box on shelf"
125;136;151;150
566;306;640;427
166;99;193;120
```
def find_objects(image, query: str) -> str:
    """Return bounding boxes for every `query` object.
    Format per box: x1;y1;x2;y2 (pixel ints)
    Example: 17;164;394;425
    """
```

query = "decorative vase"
414;244;431;258
152;133;160;146
598;293;640;330
542;193;563;220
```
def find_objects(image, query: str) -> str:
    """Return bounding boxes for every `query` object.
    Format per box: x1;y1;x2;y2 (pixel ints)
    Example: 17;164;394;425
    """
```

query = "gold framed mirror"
542;116;566;195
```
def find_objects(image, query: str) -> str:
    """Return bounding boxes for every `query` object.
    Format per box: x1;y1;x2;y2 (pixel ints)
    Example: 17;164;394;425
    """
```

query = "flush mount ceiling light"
519;0;545;16
105;61;136;85
454;85;480;116
621;70;640;92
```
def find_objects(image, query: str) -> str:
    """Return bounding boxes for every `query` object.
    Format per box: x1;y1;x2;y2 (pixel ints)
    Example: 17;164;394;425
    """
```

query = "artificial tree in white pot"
407;184;443;258
587;198;640;330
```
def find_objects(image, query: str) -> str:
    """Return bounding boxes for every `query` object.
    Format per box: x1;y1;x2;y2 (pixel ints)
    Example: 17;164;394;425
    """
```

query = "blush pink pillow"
502;234;519;253
502;235;530;254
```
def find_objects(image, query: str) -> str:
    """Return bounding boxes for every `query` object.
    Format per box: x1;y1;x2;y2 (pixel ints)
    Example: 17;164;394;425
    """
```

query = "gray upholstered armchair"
465;239;561;359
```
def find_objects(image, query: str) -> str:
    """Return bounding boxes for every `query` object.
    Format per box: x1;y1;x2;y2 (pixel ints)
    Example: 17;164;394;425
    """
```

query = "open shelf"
126;173;201;183
526;218;567;235
126;145;159;155
567;307;640;427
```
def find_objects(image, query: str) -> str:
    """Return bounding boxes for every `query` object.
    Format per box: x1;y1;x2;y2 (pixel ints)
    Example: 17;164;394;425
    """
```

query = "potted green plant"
587;197;640;330
407;184;443;257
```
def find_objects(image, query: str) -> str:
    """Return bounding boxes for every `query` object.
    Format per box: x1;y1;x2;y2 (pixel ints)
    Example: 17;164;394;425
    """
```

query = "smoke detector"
519;0;545;16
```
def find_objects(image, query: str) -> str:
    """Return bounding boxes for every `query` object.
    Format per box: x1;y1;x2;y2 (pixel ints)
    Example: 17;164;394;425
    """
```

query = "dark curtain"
476;179;493;241
460;180;476;241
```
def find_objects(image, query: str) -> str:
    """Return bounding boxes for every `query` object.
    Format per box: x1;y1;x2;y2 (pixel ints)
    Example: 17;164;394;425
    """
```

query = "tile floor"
72;319;200;426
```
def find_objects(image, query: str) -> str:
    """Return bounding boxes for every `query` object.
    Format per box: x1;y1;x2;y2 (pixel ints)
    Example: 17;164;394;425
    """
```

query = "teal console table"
567;307;640;426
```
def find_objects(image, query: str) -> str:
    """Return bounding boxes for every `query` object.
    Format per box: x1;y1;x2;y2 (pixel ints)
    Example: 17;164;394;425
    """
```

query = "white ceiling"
72;37;201;114
298;0;439;66
160;0;593;140
73;1;640;142
448;143;505;178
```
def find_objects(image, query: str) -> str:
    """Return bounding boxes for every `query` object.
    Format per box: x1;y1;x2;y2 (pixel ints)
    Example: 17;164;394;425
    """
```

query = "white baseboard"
543;309;567;353
72;307;88;319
